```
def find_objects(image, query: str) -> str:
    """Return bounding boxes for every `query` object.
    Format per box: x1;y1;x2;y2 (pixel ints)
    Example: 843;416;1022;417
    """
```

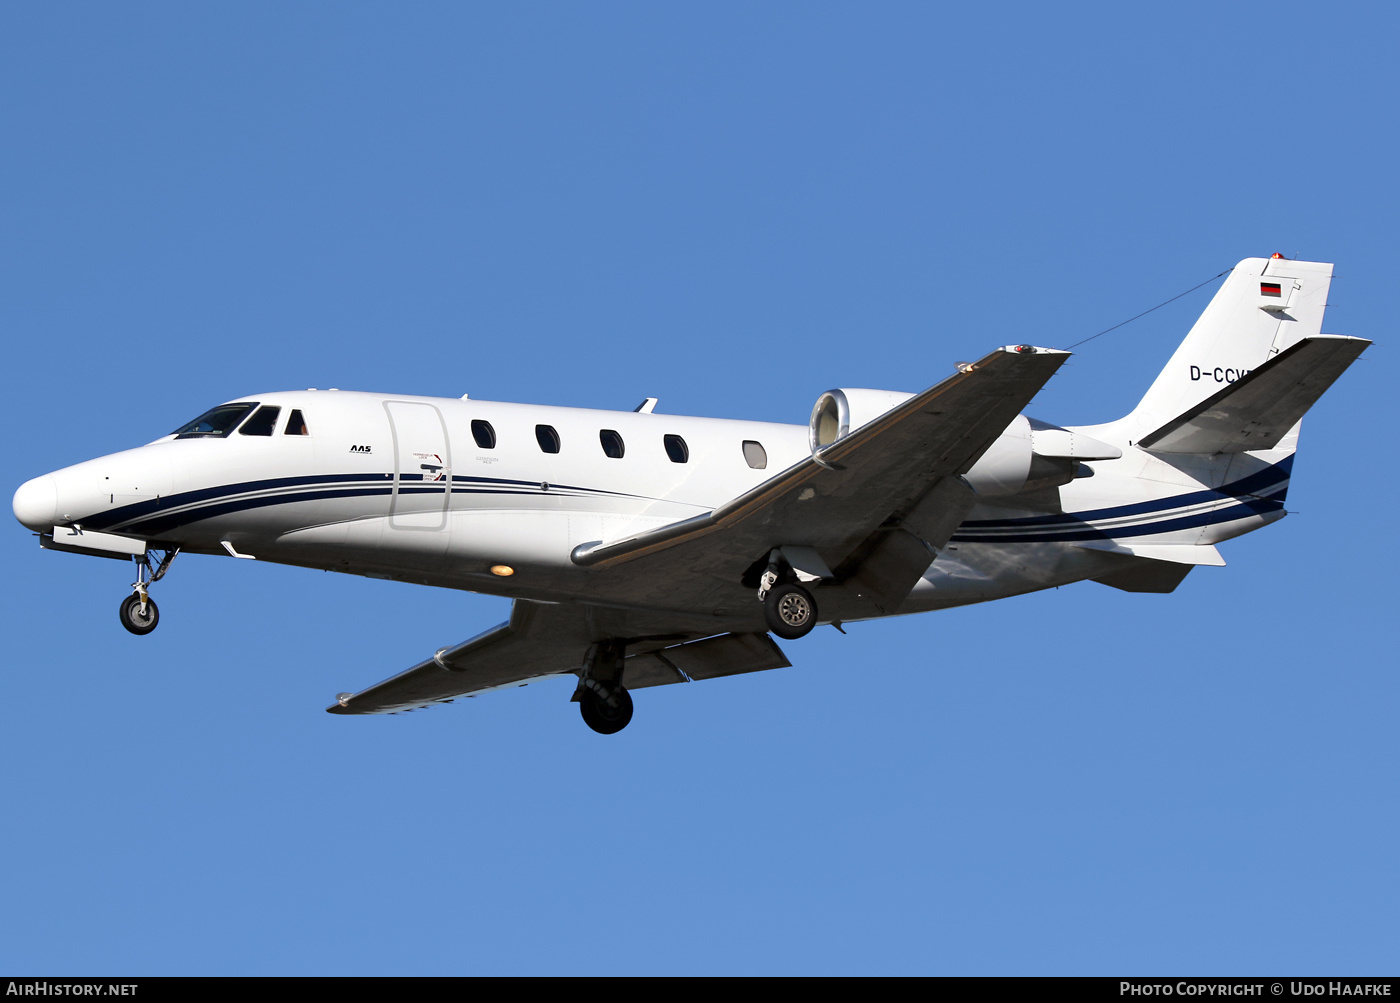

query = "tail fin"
1124;256;1335;440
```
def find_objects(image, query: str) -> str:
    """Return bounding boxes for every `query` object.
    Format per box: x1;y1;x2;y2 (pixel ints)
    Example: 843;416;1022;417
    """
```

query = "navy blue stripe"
83;473;393;532
452;472;654;502
120;487;394;537
951;498;1284;544
88;458;1296;544
83;469;651;534
961;458;1293;530
86;467;668;536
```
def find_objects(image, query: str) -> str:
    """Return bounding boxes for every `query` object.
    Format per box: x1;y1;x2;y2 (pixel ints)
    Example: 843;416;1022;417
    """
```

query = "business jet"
12;256;1368;734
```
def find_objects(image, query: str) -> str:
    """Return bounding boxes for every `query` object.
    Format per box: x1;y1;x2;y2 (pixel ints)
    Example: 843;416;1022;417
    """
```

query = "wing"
327;598;790;715
331;345;1067;714
327;600;585;715
573;344;1069;612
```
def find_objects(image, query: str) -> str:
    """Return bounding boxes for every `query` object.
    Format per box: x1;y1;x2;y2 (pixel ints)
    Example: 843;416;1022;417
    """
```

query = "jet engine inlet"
808;388;917;452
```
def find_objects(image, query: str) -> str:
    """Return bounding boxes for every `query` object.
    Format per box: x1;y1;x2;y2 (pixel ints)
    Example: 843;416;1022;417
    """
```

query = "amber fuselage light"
490;565;515;577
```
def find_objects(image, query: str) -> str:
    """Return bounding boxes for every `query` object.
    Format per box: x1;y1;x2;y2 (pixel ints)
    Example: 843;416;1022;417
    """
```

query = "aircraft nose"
13;474;58;532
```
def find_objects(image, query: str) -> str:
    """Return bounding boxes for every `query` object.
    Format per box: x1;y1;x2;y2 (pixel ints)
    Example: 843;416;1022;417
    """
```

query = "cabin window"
599;429;625;459
535;425;561;454
173;403;258;439
471;419;497;449
284;409;309;435
742;440;767;469
663;434;689;464
238;405;282;436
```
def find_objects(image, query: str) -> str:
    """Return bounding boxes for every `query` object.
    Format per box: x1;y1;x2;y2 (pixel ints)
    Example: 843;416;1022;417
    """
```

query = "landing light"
490;565;515;577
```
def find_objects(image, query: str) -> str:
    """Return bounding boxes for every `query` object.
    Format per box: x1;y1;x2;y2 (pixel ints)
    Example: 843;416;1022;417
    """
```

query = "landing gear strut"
119;548;178;636
573;639;634;734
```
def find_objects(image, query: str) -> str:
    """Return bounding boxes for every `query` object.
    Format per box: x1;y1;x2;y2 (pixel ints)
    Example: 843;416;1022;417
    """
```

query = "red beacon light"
1270;252;1287;259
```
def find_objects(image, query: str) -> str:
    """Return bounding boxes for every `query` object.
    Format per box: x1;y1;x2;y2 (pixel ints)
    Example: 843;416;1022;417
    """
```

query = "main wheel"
764;583;817;639
119;594;159;636
580;686;634;735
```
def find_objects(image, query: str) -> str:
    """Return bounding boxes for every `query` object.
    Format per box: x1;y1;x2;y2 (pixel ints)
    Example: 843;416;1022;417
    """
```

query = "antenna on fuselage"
634;398;658;413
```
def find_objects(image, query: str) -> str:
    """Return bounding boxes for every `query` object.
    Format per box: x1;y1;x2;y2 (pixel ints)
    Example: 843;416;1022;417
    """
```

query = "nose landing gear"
119;593;159;635
119;548;179;636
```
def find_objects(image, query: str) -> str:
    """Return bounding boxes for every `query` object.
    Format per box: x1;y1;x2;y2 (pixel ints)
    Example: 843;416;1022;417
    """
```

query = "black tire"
579;686;634;735
764;583;817;639
119;594;159;636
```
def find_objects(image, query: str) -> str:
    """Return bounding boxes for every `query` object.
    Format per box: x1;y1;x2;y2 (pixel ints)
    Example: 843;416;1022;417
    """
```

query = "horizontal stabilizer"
1081;542;1228;593
1139;335;1369;454
1072;541;1225;566
1092;560;1194;594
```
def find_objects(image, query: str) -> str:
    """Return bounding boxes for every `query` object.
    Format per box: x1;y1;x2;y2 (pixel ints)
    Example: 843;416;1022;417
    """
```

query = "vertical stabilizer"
1124;257;1333;439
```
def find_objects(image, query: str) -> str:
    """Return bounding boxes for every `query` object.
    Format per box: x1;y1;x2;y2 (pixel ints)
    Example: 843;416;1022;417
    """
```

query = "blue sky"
2;3;1395;975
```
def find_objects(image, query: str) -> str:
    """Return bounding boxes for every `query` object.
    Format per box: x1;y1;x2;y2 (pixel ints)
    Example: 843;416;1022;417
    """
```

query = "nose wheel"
119;548;178;636
119;593;159;635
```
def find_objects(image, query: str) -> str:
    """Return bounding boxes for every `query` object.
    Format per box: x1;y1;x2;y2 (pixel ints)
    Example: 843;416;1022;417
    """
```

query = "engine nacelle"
963;416;1123;496
962;416;1061;496
809;388;1122;497
809;388;916;452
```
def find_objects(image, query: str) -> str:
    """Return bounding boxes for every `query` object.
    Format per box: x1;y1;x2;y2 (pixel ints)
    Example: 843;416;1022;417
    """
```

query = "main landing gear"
579;684;634;735
757;553;819;640
119;548;179;636
573;639;634;735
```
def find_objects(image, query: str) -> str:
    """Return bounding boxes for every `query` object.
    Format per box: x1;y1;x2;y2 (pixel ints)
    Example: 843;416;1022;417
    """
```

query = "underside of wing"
570;345;1069;612
326;600;590;714
326;599;792;715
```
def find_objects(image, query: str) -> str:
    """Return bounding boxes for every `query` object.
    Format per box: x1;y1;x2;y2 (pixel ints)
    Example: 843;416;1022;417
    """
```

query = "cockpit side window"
239;405;282;436
284;410;309;435
174;403;258;439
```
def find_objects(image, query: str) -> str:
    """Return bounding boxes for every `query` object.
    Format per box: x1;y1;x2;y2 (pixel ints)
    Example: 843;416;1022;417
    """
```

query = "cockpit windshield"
173;402;258;439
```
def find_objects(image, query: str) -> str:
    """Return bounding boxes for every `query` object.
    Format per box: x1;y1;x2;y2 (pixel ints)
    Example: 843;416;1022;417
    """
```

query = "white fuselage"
13;388;1292;629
